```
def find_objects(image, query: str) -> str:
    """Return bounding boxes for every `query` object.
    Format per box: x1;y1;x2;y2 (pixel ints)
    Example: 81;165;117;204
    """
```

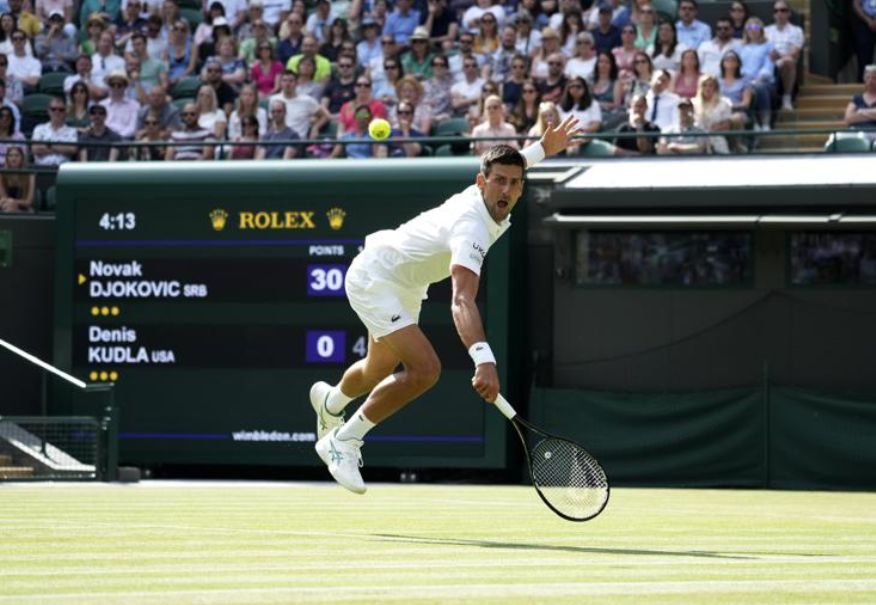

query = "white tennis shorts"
345;248;424;339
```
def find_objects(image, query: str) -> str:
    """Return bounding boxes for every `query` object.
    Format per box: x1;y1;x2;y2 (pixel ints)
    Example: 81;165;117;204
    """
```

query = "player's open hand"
471;363;500;403
540;115;585;158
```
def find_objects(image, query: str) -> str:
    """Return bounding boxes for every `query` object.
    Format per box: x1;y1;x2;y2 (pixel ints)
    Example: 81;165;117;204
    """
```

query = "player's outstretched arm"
450;264;500;403
540;115;584;158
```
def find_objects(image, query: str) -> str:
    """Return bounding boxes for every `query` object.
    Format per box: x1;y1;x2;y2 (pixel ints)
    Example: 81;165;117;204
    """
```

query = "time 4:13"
99;212;137;231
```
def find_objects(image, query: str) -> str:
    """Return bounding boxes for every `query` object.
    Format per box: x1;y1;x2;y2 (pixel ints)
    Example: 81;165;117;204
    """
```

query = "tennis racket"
493;394;609;522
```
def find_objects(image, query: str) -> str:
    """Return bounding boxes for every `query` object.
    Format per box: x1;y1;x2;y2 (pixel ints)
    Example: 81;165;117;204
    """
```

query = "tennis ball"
368;118;391;141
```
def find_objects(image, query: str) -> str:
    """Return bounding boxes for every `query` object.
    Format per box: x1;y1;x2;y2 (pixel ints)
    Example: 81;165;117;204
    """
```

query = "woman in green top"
635;4;657;51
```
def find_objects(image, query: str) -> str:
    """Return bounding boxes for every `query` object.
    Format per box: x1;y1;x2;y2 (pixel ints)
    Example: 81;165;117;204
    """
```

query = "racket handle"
492;394;517;420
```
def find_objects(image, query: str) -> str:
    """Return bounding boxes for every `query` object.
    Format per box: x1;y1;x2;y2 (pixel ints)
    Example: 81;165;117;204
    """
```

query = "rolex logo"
209;208;228;231
326;207;346;231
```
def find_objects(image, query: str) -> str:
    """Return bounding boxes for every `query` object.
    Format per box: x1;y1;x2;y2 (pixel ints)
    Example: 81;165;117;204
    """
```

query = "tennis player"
311;116;582;493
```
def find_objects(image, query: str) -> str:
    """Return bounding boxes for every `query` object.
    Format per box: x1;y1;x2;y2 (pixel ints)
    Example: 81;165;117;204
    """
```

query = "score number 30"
307;264;346;297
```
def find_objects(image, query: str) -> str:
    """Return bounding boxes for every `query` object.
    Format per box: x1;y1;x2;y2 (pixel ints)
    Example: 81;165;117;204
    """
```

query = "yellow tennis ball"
368;118;391;141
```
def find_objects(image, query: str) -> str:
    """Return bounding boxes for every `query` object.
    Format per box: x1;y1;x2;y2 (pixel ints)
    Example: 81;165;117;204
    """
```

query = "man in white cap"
34;11;78;72
100;70;141;138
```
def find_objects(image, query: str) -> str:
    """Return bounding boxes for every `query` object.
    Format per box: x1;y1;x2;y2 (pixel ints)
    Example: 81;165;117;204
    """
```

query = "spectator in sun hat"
401;26;434;80
100;69;140;138
78;0;121;30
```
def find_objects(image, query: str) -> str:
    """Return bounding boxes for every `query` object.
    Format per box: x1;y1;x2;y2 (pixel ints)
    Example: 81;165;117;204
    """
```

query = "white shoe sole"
315;432;367;495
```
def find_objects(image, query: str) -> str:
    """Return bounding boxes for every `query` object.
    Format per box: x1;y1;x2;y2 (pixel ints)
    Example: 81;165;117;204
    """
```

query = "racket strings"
529;437;609;520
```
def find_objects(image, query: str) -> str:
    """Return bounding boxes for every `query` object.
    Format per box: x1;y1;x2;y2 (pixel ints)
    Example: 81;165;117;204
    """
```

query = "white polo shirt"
269;91;319;138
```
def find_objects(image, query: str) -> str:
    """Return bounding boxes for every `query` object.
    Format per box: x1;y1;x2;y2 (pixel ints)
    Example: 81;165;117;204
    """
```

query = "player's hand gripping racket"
493;394;609;522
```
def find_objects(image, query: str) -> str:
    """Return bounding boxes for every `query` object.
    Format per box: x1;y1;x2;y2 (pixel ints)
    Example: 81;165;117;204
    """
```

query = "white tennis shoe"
309;381;344;440
315;428;367;495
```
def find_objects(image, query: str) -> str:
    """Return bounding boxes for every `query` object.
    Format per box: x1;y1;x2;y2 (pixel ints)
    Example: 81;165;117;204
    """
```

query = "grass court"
1;482;875;604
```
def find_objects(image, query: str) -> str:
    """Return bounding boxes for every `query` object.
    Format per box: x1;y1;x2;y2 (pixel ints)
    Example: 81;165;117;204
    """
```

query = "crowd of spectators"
0;0;839;212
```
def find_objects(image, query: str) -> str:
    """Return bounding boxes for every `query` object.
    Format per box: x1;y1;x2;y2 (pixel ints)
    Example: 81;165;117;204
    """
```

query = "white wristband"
520;141;545;169
468;342;496;366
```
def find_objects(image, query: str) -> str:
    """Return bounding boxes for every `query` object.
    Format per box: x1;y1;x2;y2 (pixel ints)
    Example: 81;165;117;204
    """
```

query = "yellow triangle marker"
78;274;87;285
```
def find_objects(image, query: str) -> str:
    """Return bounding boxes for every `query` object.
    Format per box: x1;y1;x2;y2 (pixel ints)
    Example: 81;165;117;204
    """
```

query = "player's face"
477;163;524;223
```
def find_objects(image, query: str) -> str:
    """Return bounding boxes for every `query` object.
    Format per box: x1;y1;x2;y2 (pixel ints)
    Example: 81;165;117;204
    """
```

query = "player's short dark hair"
480;145;525;178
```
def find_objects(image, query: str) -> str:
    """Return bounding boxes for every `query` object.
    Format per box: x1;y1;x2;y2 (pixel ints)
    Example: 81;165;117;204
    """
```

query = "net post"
86;384;118;482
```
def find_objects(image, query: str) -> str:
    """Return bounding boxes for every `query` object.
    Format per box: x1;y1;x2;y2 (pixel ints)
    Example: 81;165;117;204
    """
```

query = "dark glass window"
575;231;753;287
790;233;876;286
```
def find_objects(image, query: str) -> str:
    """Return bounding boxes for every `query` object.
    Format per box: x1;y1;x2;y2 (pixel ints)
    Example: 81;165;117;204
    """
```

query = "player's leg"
309;335;400;439
316;325;440;494
348;324;440;424
337;335;402;402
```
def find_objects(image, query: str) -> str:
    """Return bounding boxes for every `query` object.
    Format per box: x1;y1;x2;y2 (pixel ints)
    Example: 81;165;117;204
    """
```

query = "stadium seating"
579;139;616;157
37;73;68;96
170;76;202;99
824;136;871;154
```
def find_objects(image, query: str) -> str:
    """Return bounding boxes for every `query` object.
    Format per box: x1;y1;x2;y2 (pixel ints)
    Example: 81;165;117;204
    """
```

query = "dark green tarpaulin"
530;385;876;490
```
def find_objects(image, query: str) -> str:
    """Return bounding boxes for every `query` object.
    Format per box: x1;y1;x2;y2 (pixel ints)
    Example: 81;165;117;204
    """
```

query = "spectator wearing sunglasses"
337;76;387;136
423;54;453;122
256;99;300;160
401;27;434;81
166;102;215;161
675;0;711;50
99;69;140;138
356;17;382;67
373;56;403;107
765;0;802;111
31;97;78;166
134;110;167;161
330;104;387;158
7;29;41;88
287;34;331;82
78;104;121;162
387;100;424;157
697;17;741;78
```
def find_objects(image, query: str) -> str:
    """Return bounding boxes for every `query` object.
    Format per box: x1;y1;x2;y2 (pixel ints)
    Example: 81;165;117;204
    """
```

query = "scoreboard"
52;160;510;470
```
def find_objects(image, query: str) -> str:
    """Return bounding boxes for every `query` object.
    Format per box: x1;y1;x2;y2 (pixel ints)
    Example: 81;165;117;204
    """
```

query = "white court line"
2;578;876;603
4;556;876;578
